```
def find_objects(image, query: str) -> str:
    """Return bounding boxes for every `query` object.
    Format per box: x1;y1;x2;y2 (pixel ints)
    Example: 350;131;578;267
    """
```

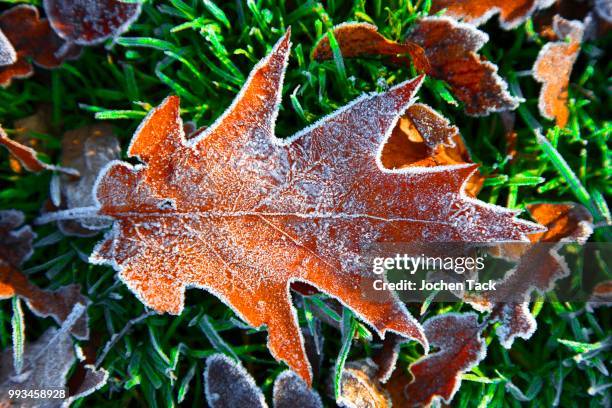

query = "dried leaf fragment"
273;370;322;408
204;354;266;408
0;126;79;176
404;313;487;407
430;0;556;29
90;31;541;384
0;5;81;87
313;22;430;72
57;123;120;236
408;17;520;116
337;359;391;408
533;15;584;128
43;0;142;45
381;103;484;197
0;210;89;340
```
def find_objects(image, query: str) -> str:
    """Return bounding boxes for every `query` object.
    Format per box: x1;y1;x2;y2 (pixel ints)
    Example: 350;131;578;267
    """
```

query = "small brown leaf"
0;126;79;176
204;354;266;408
381;103;484;197
337;359;391;408
0;5;81;87
313;22;430;72
273;370;322;408
0;210;89;340
533;15;584;128
43;0;142;45
57;123;121;236
430;0;556;29
408;17;519;116
403;313;486;407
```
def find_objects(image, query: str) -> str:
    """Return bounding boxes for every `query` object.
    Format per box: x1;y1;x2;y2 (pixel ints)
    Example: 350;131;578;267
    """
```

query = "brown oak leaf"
400;312;486;407
0;210;89;340
88;31;540;383
0;125;79;176
43;0;142;45
381;103;484;197
0;5;81;87
312;22;430;72
408;17;520;116
430;0;556;29
533;15;584;128
469;202;593;347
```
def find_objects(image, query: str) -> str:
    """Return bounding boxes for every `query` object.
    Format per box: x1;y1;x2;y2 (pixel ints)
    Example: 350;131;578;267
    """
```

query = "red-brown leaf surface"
533;15;584;128
90;31;540;384
408;17;519;116
0;125;79;176
0;5;81;87
402;313;486;407
430;0;555;29
0;210;89;340
312;22;430;72
43;0;142;45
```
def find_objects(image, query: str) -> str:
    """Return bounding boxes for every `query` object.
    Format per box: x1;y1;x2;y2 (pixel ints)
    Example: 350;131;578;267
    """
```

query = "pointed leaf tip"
127;95;182;162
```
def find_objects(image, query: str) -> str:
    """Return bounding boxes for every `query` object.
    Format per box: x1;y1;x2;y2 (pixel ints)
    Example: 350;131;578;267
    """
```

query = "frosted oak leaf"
90;31;540;384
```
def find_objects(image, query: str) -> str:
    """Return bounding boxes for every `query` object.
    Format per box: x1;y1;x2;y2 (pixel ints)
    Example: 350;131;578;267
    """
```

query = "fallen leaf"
0;29;16;66
533;15;584;128
273;370;323;408
0;5;81;87
0;304;106;407
43;0;142;45
372;333;403;383
381;103;484;197
313;19;518;116
204;354;266;408
403;312;487;407
57;123;121;236
9;108;53;173
336;359;391;407
0;126;79;176
430;0;556;29
586;280;612;310
0;210;89;340
312;22;430;72
408;17;520;116
469;202;593;347
88;31;540;384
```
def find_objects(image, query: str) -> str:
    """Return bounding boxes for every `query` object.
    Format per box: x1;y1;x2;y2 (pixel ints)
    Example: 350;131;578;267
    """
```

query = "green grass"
0;0;610;406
